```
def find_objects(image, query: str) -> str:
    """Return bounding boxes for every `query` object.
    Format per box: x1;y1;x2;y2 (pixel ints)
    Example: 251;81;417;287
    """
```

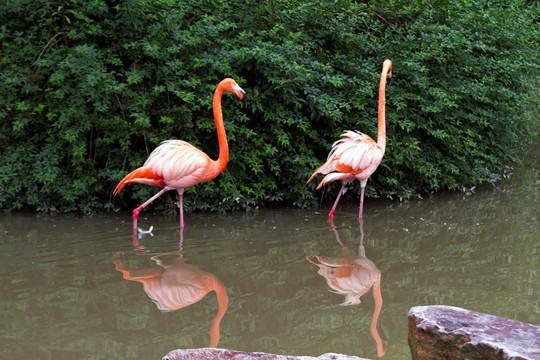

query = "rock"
408;305;540;360
162;348;370;360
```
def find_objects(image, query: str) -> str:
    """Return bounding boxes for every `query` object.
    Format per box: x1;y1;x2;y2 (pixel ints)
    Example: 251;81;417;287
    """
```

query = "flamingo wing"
144;140;213;184
114;140;213;195
329;131;383;174
308;131;383;186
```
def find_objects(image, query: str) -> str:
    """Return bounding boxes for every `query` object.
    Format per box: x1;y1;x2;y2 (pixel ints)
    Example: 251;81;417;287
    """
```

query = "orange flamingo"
307;60;392;220
114;78;247;231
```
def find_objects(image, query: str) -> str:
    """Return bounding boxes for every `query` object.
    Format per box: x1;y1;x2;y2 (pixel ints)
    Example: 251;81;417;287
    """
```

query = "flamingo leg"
359;185;366;220
133;187;170;232
329;181;348;219
177;190;184;229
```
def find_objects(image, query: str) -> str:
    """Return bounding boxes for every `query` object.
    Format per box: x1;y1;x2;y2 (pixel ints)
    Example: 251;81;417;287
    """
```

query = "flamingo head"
219;78;247;107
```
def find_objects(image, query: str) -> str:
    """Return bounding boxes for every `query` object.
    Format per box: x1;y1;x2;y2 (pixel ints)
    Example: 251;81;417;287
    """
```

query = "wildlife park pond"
1;137;539;359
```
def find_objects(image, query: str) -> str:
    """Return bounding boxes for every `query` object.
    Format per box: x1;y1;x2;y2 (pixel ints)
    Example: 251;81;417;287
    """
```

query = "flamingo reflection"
307;219;386;357
114;231;228;347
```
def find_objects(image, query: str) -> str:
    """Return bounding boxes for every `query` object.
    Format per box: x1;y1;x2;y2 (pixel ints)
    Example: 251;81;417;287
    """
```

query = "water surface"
1;140;538;359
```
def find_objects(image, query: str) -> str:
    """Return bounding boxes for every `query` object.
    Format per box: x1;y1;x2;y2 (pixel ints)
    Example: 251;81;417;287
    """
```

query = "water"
1;140;538;359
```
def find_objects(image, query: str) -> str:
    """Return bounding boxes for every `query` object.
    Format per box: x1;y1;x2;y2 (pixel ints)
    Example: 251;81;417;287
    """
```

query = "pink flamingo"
114;78;246;231
307;60;392;220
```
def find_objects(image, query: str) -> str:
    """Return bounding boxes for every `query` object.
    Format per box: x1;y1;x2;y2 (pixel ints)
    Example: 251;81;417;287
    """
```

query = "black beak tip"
241;92;247;107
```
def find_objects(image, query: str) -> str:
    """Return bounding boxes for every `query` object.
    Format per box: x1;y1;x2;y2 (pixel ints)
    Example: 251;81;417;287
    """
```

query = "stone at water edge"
408;305;540;360
163;348;370;360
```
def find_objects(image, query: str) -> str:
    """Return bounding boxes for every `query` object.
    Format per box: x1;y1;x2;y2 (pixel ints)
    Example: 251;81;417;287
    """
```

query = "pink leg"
178;190;184;229
132;187;170;232
329;181;348;219
358;217;364;246
358;185;365;220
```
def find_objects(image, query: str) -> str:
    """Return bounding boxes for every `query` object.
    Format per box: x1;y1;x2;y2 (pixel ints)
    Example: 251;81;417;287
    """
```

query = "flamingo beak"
240;90;247;107
232;84;247;107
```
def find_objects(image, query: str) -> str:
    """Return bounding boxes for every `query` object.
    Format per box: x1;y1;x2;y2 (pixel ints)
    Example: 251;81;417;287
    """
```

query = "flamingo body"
308;130;384;189
113;140;217;193
308;60;392;220
114;78;246;231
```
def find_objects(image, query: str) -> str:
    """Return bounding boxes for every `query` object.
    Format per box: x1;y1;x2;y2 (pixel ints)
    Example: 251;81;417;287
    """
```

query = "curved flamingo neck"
377;60;392;154
212;84;229;175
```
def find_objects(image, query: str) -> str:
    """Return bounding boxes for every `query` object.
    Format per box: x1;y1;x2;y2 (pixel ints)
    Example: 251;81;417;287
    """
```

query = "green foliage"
0;0;538;213
379;0;540;196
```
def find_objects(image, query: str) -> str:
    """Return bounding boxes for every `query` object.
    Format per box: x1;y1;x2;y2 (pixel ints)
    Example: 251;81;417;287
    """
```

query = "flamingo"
113;78;247;231
307;60;392;220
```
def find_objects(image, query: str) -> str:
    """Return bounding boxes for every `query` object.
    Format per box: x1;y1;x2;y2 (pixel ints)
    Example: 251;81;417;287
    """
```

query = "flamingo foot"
133;205;143;230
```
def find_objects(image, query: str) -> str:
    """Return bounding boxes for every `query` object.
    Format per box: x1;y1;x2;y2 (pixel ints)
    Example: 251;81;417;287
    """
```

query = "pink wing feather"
308;131;384;188
114;140;214;195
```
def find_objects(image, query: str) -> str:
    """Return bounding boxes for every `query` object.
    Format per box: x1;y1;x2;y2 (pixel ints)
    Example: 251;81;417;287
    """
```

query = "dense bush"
0;0;538;213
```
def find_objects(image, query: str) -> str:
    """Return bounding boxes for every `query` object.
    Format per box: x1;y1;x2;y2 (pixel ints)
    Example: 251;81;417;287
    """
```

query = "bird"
307;59;392;220
113;78;247;232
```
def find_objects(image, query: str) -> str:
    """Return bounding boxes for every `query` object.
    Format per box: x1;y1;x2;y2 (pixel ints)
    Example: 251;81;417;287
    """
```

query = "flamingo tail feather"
113;167;166;196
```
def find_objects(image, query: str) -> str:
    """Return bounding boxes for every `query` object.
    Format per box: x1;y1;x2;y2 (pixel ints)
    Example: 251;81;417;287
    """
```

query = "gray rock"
408;305;540;359
162;348;370;360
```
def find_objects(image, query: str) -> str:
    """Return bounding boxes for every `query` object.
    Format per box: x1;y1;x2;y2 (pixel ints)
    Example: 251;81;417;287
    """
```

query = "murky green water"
1;139;539;359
